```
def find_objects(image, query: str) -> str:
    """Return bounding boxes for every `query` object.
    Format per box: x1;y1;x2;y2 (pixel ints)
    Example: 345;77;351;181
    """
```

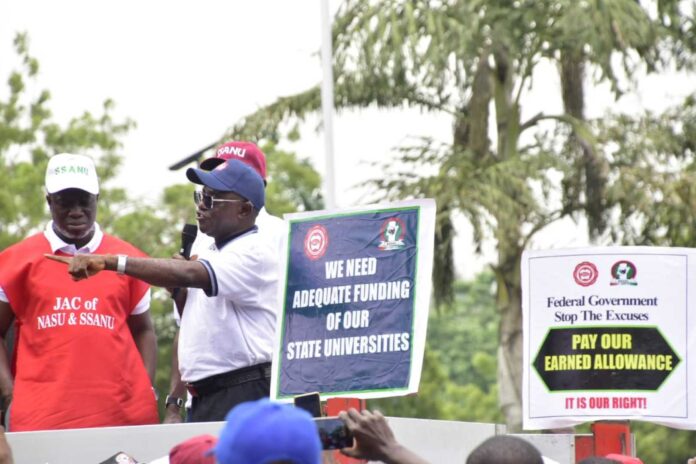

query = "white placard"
522;247;696;430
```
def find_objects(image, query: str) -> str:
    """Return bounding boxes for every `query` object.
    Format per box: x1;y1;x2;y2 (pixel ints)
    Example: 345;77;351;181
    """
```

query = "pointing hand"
44;254;108;281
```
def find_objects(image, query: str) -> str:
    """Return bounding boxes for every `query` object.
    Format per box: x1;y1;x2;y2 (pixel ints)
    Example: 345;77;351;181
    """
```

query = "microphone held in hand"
180;223;198;259
172;224;197;302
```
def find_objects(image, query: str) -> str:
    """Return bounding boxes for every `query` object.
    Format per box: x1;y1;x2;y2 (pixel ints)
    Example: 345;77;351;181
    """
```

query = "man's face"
195;187;250;239
46;188;98;242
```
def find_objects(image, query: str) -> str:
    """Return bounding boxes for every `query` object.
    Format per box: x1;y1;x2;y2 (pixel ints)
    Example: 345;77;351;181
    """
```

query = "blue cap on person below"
211;399;321;464
186;159;265;210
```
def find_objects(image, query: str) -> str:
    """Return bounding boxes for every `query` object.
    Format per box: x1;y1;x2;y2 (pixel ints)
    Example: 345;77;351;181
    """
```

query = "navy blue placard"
277;207;420;398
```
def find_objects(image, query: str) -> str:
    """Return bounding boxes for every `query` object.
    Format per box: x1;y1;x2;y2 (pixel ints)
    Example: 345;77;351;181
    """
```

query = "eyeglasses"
193;191;247;209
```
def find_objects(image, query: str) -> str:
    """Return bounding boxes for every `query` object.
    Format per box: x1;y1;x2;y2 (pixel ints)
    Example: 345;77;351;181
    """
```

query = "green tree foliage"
632;421;696;464
429;277;498;391
596;95;696;246
372;271;501;424
0;33;134;250
225;0;696;431
264;141;324;214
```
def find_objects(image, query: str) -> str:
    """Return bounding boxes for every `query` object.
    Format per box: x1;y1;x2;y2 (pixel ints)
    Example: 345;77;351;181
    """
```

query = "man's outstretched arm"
45;254;211;290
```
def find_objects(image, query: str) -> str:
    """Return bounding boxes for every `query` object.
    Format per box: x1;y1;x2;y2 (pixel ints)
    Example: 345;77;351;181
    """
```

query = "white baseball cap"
45;153;99;195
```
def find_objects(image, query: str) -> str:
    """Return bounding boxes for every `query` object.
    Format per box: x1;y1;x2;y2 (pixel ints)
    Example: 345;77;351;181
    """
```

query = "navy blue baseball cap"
186;159;265;210
211;399;321;464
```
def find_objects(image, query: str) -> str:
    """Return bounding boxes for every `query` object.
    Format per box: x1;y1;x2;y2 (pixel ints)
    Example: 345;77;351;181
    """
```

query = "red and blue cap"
169;434;217;464
211;399;321;464
201;141;267;180
604;454;643;464
186;159;265;210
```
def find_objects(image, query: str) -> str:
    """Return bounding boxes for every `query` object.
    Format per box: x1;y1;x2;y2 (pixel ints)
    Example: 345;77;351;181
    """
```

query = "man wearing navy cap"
47;159;279;421
164;141;284;424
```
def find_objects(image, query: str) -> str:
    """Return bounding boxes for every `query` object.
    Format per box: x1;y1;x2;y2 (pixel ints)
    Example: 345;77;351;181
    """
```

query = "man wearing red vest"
0;153;158;431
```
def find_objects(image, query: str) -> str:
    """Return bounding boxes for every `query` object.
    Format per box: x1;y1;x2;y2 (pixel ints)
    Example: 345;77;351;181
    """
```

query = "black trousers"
188;363;271;422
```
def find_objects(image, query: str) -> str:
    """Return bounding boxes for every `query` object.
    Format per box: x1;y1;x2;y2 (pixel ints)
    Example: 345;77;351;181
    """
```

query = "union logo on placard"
573;262;598;287
610;260;637;286
378;217;406;251
304;225;328;260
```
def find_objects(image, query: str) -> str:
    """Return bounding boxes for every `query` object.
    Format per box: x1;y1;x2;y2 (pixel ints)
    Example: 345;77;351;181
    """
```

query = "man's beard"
53;223;95;241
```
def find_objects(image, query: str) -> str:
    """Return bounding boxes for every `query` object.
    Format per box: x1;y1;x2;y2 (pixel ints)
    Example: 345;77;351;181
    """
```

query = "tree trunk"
495;227;524;431
560;51;608;237
446;49;492;306
491;43;525;431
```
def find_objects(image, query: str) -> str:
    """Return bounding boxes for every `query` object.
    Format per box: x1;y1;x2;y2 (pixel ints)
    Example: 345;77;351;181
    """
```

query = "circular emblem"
573;262;598;287
304;225;328;260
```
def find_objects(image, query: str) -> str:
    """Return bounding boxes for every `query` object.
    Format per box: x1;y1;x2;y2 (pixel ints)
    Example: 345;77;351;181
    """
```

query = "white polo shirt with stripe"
178;226;279;383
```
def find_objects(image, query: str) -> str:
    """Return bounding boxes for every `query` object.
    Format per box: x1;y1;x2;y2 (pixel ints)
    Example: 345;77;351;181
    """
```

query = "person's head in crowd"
186;159;265;239
577;458;620;464
211;399;321;464
44;153;100;247
603;454;643;464
169;434;218;464
201;141;267;183
466;435;544;464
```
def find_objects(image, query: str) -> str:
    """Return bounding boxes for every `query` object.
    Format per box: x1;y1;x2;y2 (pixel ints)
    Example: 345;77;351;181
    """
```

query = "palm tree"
223;0;693;429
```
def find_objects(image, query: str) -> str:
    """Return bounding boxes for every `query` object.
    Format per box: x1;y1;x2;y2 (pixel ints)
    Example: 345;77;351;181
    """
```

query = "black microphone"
173;224;198;304
180;223;198;259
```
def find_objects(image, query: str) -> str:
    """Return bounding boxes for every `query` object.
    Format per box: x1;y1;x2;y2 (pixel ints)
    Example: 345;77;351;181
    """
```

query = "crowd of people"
0;145;660;462
0;405;662;463
139;401;652;463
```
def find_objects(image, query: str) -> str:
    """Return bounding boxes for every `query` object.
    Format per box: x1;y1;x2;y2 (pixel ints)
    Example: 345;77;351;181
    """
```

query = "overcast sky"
2;1;693;278
2;1;330;194
1;1;452;201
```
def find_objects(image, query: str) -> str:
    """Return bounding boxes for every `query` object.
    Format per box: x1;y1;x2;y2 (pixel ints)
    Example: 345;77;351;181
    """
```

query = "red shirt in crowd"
0;228;158;431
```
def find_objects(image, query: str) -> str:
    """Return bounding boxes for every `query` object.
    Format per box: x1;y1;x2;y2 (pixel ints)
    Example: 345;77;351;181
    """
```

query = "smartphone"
294;391;322;417
314;416;354;450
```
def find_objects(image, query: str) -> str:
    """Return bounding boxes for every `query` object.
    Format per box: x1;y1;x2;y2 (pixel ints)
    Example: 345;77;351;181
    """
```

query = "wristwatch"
165;395;184;409
116;254;128;274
